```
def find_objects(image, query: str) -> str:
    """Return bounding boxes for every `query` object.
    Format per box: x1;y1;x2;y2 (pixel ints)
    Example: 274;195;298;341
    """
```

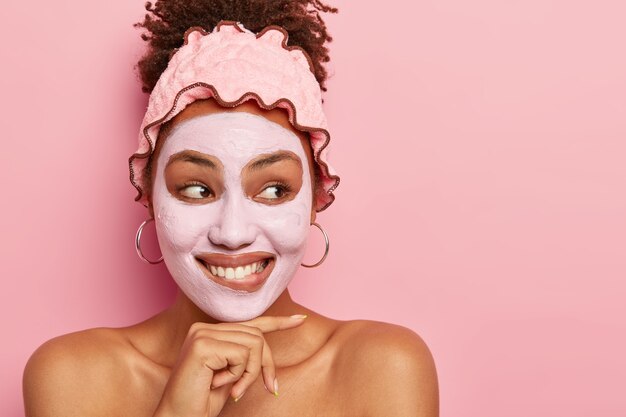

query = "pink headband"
129;20;340;212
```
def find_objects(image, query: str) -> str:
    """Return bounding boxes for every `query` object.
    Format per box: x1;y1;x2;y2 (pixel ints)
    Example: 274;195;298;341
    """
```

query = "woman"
23;1;438;416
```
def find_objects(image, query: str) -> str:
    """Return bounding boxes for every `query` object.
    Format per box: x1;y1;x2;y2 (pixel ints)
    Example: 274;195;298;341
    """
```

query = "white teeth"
235;266;245;279
204;259;271;280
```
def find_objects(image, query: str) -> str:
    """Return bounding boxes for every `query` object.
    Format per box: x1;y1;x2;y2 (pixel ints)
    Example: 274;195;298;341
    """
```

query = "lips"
195;252;275;292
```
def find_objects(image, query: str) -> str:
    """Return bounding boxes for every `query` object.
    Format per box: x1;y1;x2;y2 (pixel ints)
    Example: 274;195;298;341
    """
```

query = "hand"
152;314;308;417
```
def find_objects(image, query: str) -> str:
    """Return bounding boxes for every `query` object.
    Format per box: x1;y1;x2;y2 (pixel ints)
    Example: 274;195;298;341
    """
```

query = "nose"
207;195;258;250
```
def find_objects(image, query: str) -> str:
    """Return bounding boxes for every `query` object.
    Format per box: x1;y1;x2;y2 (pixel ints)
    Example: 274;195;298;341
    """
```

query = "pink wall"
2;1;625;415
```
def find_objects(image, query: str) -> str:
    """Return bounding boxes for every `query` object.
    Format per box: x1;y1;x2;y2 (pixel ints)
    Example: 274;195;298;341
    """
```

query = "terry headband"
129;20;340;212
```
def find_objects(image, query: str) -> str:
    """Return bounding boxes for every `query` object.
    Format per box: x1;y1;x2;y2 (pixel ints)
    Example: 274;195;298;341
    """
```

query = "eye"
179;183;212;199
256;183;290;200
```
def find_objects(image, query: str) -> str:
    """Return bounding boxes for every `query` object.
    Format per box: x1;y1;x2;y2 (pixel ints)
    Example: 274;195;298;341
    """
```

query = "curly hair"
134;0;338;93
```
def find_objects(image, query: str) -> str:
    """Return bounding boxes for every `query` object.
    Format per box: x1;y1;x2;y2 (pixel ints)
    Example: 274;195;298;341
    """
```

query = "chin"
210;309;263;323
170;257;297;323
185;287;277;323
196;299;271;322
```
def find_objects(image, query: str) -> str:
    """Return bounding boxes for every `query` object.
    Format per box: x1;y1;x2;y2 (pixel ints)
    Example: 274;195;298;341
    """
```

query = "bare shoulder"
331;320;439;417
23;327;134;417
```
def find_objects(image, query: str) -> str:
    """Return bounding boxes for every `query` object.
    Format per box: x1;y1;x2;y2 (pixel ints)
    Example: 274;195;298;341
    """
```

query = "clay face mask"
151;112;312;322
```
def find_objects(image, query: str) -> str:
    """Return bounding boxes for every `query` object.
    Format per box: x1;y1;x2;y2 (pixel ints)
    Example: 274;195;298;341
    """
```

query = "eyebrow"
166;151;218;170
247;151;302;171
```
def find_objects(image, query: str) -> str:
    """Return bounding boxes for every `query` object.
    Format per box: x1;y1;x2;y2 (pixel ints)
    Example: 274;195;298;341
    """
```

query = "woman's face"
148;100;316;322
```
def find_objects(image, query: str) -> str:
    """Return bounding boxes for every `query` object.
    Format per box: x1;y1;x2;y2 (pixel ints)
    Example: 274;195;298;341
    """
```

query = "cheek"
261;169;313;252
153;193;218;251
151;165;214;250
255;197;311;253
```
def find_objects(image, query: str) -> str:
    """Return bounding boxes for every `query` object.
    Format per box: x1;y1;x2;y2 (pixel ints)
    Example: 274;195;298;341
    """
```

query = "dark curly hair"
134;0;338;93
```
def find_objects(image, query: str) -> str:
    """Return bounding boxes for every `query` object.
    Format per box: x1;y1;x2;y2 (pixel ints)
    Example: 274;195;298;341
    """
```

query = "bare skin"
23;100;439;417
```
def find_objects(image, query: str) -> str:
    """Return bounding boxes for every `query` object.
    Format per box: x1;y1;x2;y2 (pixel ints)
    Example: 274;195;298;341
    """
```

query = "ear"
310;208;317;225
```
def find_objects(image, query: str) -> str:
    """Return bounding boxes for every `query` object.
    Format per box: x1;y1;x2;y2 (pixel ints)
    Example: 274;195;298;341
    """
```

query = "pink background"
1;0;625;415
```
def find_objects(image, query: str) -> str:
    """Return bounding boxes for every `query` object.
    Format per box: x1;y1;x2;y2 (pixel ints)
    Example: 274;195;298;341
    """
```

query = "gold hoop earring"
301;222;329;268
135;218;163;264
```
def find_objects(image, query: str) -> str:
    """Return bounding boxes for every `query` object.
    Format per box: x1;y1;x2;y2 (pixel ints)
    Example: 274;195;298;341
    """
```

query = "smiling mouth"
203;259;270;280
194;253;275;292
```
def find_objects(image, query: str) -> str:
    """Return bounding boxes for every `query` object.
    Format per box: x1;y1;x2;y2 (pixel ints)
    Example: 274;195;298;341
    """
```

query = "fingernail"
290;314;308;320
233;391;246;403
273;378;279;397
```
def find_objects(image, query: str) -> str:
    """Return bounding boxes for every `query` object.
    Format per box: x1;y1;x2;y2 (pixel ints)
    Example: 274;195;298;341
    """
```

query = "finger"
229;342;263;400
259;337;277;396
207;383;232;416
203;331;262;391
186;315;307;338
157;338;247;415
203;324;277;395
229;330;277;398
240;314;308;334
201;339;250;385
187;317;306;398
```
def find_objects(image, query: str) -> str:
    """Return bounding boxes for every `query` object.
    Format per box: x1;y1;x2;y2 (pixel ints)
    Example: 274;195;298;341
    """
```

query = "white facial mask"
152;112;312;322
